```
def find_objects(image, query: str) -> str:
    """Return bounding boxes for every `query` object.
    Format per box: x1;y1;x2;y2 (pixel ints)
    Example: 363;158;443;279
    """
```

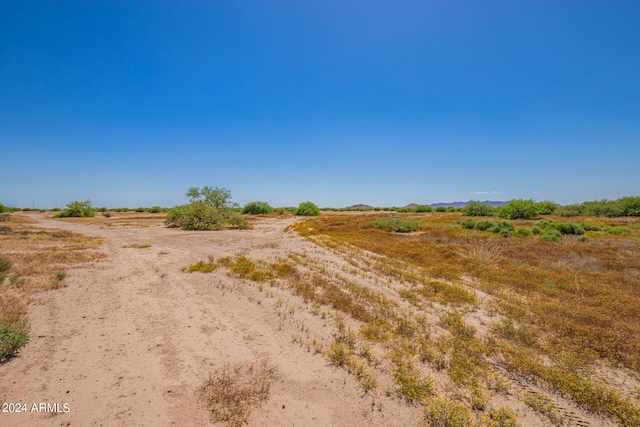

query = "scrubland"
0;210;638;426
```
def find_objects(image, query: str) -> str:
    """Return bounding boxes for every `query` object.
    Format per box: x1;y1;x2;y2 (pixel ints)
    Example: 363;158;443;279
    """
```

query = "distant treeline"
1;196;639;217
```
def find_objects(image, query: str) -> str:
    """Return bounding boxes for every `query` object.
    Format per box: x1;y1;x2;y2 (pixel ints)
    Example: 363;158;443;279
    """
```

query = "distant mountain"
429;200;507;208
347;204;374;209
404;203;419;209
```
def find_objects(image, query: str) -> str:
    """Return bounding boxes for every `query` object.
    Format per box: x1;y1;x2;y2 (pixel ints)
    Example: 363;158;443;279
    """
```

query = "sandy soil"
0;214;420;427
0;213;616;427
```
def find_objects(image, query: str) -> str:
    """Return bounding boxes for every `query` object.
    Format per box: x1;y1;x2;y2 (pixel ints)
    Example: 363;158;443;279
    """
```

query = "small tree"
414;205;433;213
295;201;320;216
187;186;232;210
55;200;95;218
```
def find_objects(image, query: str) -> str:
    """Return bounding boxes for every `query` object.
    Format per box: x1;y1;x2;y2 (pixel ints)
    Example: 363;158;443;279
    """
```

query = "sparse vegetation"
372;216;422;232
496;199;539;220
463;201;495;217
54;200;95;218
165;186;251;230
198;359;277;427
0;319;30;361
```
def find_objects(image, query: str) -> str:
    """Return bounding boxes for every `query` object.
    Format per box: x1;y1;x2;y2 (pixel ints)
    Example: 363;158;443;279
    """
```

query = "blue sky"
1;1;639;208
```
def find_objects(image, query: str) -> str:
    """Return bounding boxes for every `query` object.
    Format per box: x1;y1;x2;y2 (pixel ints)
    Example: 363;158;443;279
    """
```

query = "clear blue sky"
1;1;639;208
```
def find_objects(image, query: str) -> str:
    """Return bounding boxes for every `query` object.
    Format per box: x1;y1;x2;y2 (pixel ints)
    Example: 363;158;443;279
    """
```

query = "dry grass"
0;213;105;361
122;243;151;249
287;212;640;425
198;359;277;427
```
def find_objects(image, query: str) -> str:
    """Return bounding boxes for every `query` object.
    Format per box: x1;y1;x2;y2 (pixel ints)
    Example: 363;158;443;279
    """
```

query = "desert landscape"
1;205;639;426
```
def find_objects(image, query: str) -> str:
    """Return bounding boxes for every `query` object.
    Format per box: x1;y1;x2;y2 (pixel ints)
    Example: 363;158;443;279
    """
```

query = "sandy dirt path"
0;214;419;427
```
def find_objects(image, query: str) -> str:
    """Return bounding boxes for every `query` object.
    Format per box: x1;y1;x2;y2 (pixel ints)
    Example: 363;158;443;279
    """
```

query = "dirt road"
0;214;418;426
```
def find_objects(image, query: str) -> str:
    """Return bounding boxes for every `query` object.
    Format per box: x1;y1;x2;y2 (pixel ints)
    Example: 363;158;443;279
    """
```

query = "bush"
149;206;164;213
166;187;240;231
372;217;422;233
463;201;495;217
497;199;539;220
536;201;559;215
228;215;252;230
557;204;584;217
0;204;8;213
54;200;95;218
415;205;433;213
0;257;11;274
435;206;447;212
0;320;30;361
540;229;562;243
165;202;224;231
515;228;532;237
295;201;320;216
243;201;273;215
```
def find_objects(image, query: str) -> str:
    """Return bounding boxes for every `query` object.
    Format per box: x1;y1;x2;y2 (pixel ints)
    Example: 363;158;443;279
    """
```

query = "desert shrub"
0;204;8;213
372;217;422;233
537;220;585;235
55;200;95;218
0;320;30;361
274;207;286;215
435;206;447;212
497;199;538;220
536;200;559;215
460;219;477;229
485;407;520;427
418;396;473;427
0;257;11;274
228;215;252;230
619;196;640;216
475;220;496;231
463;201;495;217
149;206;164;213
557;204;583;217
492;221;515;237
295;201;320;216
166;187;238;230
515;228;532;237
243;201;273;215
540;229;562;243
415;205;433;213
604;226;632;235
583;199;624;217
0;213;9;222
95;206;108;212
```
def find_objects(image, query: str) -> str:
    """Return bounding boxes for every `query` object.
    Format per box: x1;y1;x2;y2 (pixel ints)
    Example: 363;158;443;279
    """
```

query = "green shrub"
536;201;559;215
619;196;640;216
0;320;30;361
497;199;539;220
515;228;532;237
604;226;632;235
492;221;515;237
557;204;583;217
165;201;224;231
149;206;164;213
228;215;252;230
415;205;433;213
54;200;95;218
475;220;496;231
435;206;447;212
166;187;239;231
295;201;320;216
0;203;8;213
372;217;422;233
460;219;477;229
243;201;273;215
463;201;495;217
0;257;11;274
274;208;286;215
540;229;562;243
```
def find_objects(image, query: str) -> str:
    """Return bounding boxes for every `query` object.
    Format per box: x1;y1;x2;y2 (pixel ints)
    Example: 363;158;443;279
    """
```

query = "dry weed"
198;359;277;427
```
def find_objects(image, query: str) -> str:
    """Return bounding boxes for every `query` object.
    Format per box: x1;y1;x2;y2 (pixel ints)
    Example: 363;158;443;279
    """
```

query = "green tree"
186;186;232;210
536;201;559;215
